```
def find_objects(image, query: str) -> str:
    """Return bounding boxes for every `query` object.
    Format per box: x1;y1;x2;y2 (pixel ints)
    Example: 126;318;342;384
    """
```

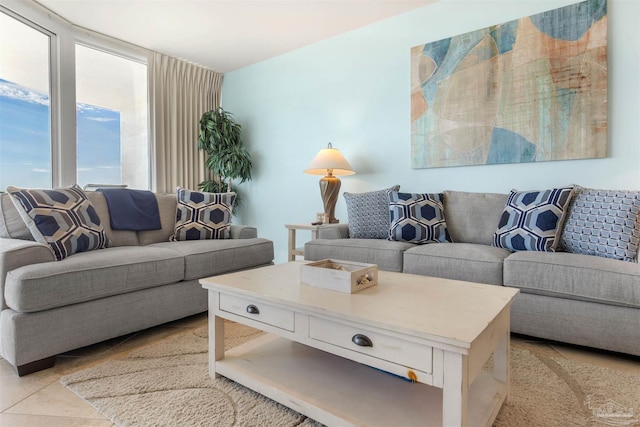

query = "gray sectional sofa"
0;191;274;375
305;190;640;357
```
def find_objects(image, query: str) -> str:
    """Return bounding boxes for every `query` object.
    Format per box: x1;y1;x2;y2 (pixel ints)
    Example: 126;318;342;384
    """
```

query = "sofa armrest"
0;238;55;309
229;225;257;239
318;224;350;239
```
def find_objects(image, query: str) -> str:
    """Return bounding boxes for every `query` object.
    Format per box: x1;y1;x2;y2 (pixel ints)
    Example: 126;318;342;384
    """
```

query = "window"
0;11;52;189
75;45;149;189
0;4;149;191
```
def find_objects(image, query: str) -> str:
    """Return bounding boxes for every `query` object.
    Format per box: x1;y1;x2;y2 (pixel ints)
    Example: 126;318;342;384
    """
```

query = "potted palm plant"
197;108;252;206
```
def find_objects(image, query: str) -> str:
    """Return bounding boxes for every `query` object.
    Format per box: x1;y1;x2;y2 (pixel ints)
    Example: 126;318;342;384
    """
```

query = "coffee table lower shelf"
217;334;506;427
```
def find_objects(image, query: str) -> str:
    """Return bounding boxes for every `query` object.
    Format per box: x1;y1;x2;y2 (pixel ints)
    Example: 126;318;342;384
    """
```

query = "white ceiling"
36;0;434;73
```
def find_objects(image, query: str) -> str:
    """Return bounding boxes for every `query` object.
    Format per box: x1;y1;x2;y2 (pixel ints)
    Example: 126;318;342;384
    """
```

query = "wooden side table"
284;223;320;261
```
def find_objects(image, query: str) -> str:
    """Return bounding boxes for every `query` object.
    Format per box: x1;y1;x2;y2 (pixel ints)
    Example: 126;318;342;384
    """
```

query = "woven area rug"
61;321;640;427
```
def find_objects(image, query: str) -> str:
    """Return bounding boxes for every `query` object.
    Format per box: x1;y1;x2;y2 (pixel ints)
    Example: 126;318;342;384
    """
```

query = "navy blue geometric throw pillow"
388;191;452;244
171;188;235;241
493;187;574;252
7;184;107;261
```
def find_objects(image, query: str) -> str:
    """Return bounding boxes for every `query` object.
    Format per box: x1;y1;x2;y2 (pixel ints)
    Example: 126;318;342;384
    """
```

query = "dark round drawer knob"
351;334;373;347
246;304;260;314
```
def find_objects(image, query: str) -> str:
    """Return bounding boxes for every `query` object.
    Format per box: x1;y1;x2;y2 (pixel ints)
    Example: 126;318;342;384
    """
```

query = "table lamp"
304;143;355;224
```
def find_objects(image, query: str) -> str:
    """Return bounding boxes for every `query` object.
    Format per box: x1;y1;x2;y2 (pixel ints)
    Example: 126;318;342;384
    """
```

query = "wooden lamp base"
319;174;341;224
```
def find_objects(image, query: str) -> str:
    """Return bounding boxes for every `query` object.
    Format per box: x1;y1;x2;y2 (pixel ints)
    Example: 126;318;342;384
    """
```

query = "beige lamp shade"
304;143;355;176
304;143;355;224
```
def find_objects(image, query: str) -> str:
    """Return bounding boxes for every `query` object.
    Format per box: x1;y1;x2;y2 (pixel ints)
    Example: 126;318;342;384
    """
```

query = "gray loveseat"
0;191;274;375
305;190;640;357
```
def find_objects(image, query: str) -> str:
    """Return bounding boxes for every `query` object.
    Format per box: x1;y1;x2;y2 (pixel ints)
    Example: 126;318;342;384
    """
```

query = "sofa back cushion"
443;190;508;245
2;190;175;247
137;193;178;245
86;192;139;247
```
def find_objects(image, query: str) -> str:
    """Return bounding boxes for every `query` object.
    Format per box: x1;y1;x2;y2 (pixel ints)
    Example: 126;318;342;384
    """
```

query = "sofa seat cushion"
403;243;511;285
304;238;414;272
151;238;274;280
504;251;640;308
5;246;185;313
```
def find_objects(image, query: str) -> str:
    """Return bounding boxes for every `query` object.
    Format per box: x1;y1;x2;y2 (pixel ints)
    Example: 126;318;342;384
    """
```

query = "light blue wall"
223;0;640;264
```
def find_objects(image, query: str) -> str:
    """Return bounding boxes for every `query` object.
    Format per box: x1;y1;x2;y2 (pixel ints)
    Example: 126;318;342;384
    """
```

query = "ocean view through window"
0;79;122;190
0;10;51;189
0;8;149;191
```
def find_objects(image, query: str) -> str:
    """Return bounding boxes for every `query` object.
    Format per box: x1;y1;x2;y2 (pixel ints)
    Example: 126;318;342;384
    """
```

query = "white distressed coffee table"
200;261;519;427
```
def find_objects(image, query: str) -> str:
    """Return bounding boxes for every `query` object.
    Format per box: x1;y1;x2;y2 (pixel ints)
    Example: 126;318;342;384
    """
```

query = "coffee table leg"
493;330;510;403
443;352;468;427
208;291;225;379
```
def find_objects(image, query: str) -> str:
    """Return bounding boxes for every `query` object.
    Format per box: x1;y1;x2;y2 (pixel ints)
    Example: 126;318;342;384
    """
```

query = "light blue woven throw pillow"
561;187;640;261
493;187;574;252
344;185;400;239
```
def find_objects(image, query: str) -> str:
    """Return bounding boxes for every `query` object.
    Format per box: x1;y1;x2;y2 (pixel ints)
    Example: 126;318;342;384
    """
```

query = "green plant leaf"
197;107;252;195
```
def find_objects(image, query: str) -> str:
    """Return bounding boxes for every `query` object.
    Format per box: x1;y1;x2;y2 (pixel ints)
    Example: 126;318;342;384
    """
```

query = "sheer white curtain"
148;52;223;193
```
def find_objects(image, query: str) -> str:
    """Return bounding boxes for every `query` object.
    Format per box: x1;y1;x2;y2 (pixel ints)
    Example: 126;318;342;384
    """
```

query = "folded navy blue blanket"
97;188;162;231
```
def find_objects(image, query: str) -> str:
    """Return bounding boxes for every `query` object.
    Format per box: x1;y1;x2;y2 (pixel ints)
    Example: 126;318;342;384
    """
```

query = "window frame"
0;0;151;189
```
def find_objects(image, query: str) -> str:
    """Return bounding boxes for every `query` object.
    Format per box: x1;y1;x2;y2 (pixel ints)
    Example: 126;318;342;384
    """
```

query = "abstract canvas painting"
411;0;607;169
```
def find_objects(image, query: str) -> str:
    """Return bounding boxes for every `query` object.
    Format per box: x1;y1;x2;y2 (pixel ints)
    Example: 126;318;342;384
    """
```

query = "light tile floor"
1;313;638;426
0;313;207;427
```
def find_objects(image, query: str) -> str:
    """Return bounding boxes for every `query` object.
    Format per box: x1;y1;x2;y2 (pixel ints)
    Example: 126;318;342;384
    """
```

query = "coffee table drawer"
309;316;432;373
219;294;294;332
